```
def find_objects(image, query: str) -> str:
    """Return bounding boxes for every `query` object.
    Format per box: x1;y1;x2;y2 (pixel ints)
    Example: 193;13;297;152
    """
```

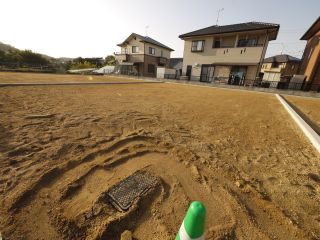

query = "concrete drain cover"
106;170;158;211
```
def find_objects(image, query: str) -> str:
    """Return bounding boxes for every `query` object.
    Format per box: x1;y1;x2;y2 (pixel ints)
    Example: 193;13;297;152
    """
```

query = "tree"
70;61;95;70
0;49;52;69
6;50;23;64
73;57;84;64
0;50;5;60
105;55;116;66
73;57;103;68
19;50;49;65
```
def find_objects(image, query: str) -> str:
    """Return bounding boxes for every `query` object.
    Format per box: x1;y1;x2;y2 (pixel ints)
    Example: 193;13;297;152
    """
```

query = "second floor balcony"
114;53;144;63
114;52;168;64
186;45;265;64
114;52;128;62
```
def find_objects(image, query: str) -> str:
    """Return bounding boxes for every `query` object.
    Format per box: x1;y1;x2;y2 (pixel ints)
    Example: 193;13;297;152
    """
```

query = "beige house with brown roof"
114;33;174;77
179;22;279;85
261;54;300;82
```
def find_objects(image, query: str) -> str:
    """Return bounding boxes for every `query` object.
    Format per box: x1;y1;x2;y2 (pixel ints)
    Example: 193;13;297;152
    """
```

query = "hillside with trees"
0;42;117;73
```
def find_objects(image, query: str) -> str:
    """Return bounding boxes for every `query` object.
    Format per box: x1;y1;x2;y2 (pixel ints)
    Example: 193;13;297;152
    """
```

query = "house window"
132;46;139;53
149;47;155;55
238;39;246;47
191;40;205;52
148;64;155;73
237;38;257;47
247;38;257;46
272;62;279;68
213;40;221;48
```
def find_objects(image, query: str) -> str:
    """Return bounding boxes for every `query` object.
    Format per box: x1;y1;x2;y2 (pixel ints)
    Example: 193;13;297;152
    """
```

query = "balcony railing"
212;43;264;49
114;53;145;63
158;57;167;65
128;54;144;63
114;53;168;64
208;46;264;63
114;52;128;62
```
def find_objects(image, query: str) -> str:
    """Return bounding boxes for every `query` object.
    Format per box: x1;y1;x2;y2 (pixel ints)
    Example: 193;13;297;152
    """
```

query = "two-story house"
114;33;174;77
179;22;280;85
299;16;320;91
261;54;300;82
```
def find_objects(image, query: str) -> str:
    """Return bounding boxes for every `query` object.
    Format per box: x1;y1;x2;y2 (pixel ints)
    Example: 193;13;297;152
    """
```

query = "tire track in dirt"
5;132;166;239
8;134;156;211
4;130;244;240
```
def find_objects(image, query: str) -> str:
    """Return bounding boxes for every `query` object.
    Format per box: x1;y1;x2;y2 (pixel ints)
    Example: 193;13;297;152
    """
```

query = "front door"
229;66;247;85
200;65;214;82
186;65;192;80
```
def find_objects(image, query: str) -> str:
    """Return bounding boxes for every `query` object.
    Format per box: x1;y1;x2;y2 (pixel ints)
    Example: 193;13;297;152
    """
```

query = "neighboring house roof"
93;66;115;74
67;68;96;73
300;16;320;40
179;22;280;40
264;54;301;63
118;33;174;51
169;58;183;69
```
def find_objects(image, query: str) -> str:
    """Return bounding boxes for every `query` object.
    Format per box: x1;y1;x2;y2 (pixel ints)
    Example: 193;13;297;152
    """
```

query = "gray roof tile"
179;22;279;38
118;33;174;51
264;54;300;63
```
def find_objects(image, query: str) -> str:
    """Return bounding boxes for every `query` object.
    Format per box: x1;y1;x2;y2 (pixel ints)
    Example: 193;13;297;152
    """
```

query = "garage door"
263;72;281;82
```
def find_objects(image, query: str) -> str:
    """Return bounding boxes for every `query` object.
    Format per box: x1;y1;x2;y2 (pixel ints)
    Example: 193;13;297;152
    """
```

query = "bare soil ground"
0;72;145;84
284;95;320;129
0;73;319;240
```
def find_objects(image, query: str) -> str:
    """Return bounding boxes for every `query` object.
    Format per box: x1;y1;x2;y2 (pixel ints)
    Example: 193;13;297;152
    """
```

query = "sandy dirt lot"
0;74;319;240
0;72;146;84
284;95;320;130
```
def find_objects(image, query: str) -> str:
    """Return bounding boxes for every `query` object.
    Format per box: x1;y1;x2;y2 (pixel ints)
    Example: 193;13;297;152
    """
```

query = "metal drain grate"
106;171;158;211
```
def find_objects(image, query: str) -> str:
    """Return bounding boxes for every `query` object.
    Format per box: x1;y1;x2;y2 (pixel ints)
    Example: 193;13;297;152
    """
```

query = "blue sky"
1;0;319;59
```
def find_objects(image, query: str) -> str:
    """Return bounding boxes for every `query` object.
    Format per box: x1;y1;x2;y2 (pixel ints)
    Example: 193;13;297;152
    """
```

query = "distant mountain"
0;42;18;52
56;57;74;63
0;41;73;62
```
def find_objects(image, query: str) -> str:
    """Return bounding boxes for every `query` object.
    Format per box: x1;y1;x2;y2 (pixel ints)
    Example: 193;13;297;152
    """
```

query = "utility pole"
216;8;224;26
145;25;149;37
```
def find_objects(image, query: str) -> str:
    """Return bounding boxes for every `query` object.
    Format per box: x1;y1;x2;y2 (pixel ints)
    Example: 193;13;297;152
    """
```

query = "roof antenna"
145;25;149;37
280;43;285;55
216;8;224;26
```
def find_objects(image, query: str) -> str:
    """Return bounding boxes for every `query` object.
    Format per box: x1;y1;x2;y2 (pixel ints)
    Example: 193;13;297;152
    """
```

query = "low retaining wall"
163;79;320;98
276;94;320;153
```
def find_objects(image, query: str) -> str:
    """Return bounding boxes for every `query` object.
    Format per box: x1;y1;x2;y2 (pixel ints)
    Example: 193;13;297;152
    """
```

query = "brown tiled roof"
179;22;279;39
118;33;174;51
300;16;320;40
264;54;300;63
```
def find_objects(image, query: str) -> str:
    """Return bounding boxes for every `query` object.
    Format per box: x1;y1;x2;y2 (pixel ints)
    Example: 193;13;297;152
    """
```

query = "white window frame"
149;47;155;55
191;40;205;52
132;46;139;53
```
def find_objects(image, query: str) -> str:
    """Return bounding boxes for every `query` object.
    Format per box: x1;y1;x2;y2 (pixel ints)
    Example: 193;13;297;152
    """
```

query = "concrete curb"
163;79;320;98
275;94;320;153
